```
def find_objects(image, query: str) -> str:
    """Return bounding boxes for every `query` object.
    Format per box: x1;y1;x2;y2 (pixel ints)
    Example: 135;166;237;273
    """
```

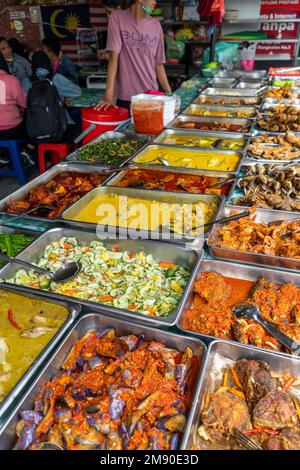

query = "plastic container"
131;97;164;135
81;106;129;144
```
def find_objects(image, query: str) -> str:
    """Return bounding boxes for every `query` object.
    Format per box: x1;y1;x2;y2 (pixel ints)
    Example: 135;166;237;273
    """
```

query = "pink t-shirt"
106;10;166;101
0;70;26;130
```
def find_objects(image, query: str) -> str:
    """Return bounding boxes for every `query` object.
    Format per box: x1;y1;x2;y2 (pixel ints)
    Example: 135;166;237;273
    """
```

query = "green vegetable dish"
0;233;36;268
7;237;190;317
78;138;144;165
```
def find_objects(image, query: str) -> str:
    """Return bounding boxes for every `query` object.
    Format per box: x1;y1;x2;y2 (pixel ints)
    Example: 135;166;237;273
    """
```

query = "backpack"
26;77;68;143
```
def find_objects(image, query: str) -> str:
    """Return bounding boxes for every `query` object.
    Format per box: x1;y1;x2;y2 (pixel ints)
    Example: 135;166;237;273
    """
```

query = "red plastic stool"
38;143;71;173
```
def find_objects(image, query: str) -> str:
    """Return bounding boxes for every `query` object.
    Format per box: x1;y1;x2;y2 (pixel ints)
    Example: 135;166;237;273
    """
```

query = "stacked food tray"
1;71;300;451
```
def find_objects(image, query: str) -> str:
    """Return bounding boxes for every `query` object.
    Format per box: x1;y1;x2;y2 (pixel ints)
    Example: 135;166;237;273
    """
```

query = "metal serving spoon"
280;227;300;240
0;205;54;226
233;303;300;355
91;157;170;175
0;253;81;283
268;159;300;174
161;210;250;236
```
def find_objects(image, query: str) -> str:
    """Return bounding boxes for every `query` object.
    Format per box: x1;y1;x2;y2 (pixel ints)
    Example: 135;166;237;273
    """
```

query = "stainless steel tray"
0;227;202;327
177;258;300;350
65;130;149;164
132;143;243;173
105;165;236;198
201;87;259;97
153;129;249;151
194;94;262;106
209;78;237;88
236;81;262;89
0;312;207;450
182;339;300;450
0;162;115;227
167;115;253;135
228;161;300;207
208;204;300;271
182;104;257;119
215;70;244;79
61;186;225;243
0;284;80;427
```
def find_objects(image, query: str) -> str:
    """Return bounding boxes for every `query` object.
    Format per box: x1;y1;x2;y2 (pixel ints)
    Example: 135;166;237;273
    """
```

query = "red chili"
8;309;21;330
112;245;119;252
129;251;135;259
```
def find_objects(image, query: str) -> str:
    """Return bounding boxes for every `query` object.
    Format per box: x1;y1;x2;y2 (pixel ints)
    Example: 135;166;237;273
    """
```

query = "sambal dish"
182;271;300;351
6;172;106;219
112;169;233;196
13;328;198;450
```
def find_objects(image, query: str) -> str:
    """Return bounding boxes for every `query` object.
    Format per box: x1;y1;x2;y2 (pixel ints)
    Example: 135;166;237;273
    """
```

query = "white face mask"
141;1;153;15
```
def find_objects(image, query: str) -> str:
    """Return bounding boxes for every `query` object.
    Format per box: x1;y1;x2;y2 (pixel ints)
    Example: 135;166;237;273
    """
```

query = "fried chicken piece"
201;388;252;442
194;272;232;303
253;388;298;430
235;359;276;409
6;199;31;213
264;428;300;450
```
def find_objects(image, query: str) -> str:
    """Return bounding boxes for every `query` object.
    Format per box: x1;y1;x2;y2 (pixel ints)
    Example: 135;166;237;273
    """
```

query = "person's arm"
156;64;172;94
53;74;81;99
155;24;172;94
60;55;78;81
95;51;119;110
95;11;122;110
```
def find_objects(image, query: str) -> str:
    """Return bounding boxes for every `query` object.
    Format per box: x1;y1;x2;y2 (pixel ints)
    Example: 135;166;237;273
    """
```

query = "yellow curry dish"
158;133;246;151
132;146;240;172
70;192;218;235
0;289;69;402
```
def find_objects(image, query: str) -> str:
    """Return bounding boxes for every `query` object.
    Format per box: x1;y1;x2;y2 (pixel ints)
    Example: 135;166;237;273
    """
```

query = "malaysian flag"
42;3;108;66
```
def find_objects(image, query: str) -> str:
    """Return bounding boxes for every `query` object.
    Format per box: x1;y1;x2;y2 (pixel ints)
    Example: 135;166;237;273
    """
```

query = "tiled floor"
0;167;38;199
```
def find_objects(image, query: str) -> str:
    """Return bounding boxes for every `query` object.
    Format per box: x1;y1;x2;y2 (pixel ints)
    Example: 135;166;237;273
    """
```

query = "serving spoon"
161;210;250;236
233;302;300;355
88;157;170;175
0;205;54;226
0;253;81;283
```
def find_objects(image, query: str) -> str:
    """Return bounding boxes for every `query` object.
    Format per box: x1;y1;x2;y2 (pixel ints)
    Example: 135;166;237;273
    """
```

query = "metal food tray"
208;204;300;271
182;104;257;119
0;227;202;327
228;161;300;205
0;312;207;450
182;339;300;450
153;129;249;151
106;165;236;198
246;136;300;162
177;258;300;349
209;78;237;88
236;81;262;89
167;115;254;136
65;130;149;164
194;94;262;106
132;143;243;173
215;70;266;80
0;284;80;427
61;186;225;243
0;162;115;227
261;102;300;113
201;87;260;97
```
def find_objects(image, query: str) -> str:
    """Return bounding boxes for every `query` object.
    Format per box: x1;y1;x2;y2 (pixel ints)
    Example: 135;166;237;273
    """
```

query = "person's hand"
97;49;109;61
94;92;116;111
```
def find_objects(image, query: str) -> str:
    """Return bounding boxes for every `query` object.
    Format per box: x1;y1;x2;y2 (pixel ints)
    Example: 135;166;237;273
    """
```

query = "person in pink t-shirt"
0;52;26;140
96;0;171;110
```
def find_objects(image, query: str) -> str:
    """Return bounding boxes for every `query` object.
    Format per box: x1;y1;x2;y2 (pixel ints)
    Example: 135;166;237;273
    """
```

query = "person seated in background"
42;38;78;82
8;38;31;62
23;51;82;144
0;52;34;165
0;37;31;82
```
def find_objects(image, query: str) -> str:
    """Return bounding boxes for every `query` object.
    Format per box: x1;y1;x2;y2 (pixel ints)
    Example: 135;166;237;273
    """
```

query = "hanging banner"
41;4;90;40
